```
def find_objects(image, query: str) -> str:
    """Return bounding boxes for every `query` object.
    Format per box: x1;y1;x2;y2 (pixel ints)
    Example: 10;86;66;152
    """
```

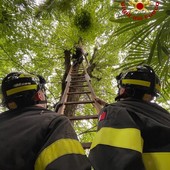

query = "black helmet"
115;65;161;100
1;72;46;109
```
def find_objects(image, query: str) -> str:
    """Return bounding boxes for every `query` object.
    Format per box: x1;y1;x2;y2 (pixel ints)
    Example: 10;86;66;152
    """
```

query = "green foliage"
74;9;92;32
110;0;170;102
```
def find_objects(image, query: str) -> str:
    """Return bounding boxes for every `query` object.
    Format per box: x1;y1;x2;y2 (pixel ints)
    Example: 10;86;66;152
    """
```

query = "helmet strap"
35;100;47;104
115;87;145;101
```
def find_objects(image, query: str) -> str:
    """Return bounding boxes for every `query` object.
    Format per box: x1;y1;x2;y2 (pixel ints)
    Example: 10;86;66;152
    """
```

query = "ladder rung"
72;76;85;79
71;72;84;76
70;73;84;76
69;115;98;120
72;68;84;71
81;142;92;149
64;101;95;105
71;80;86;83
72;71;83;73
67;91;91;95
70;85;88;87
72;69;84;71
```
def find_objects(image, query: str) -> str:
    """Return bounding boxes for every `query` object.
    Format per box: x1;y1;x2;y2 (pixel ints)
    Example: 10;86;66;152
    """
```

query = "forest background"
0;0;169;144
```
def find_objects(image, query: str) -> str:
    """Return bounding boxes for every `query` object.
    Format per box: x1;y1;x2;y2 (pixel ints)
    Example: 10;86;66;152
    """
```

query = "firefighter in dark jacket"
0;72;91;170
89;65;170;170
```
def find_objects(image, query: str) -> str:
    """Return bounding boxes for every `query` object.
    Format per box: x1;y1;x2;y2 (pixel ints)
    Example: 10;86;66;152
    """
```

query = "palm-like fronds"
110;0;170;100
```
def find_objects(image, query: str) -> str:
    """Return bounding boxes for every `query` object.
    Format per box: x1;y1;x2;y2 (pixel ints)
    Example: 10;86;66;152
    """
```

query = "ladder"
55;63;102;149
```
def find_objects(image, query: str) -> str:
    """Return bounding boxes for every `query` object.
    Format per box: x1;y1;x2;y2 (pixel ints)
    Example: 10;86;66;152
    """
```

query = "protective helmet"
1;72;46;109
115;65;161;100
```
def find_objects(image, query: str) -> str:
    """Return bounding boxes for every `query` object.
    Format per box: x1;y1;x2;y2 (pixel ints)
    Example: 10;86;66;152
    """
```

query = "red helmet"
116;65;161;100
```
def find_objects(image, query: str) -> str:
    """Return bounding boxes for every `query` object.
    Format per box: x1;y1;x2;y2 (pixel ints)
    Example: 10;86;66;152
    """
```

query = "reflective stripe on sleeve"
90;127;143;153
143;152;170;170
34;138;85;170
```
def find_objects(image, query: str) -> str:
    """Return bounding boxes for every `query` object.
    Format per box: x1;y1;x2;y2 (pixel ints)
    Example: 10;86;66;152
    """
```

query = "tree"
0;0;169;144
110;0;170;102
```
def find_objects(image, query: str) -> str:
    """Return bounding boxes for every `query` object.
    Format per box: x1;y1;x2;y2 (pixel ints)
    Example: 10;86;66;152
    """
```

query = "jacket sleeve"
34;114;91;170
89;105;145;170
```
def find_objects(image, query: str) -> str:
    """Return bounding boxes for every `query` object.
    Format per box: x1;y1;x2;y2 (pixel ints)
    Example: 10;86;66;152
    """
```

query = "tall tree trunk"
60;47;100;117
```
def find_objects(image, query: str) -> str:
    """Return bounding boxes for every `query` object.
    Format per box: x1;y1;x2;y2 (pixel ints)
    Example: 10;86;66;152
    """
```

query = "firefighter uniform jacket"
0;106;91;170
89;99;170;170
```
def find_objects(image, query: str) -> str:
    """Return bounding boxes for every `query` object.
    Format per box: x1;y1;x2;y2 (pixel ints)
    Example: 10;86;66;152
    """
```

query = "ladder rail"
82;64;102;113
56;66;73;114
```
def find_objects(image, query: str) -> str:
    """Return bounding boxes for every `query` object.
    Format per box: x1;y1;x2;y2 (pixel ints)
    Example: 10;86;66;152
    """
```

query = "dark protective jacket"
89;99;170;170
0;106;91;170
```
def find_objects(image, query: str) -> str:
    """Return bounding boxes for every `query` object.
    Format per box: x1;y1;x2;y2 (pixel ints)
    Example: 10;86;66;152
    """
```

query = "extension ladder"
55;63;102;149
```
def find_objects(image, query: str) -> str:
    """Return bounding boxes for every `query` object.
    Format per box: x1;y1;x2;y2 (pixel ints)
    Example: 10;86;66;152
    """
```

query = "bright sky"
35;0;44;5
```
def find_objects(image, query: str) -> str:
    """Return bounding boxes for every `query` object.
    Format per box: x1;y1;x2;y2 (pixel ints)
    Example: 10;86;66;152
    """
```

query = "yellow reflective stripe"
143;152;170;170
34;139;85;170
122;79;150;87
19;74;32;78
90;127;143;153
6;85;37;96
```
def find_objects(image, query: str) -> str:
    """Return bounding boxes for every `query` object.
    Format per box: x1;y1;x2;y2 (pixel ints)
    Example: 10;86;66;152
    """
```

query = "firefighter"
0;72;91;170
89;65;170;170
72;47;84;66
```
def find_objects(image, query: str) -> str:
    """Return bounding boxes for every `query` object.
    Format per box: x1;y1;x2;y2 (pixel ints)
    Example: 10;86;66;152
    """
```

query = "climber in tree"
72;47;84;66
